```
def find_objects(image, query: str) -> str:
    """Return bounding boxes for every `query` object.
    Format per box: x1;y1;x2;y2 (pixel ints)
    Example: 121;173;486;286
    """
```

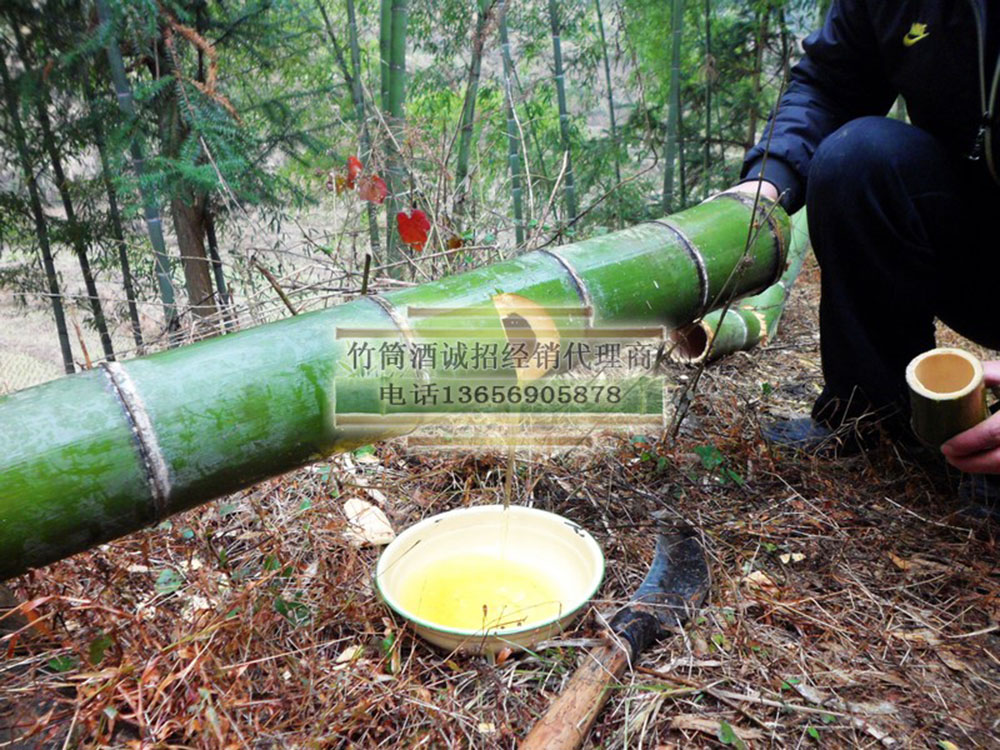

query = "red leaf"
346;155;363;189
359;175;388;204
397;209;431;251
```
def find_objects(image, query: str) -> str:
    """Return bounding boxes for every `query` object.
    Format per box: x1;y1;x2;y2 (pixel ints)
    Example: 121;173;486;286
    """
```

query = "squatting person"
729;0;1000;512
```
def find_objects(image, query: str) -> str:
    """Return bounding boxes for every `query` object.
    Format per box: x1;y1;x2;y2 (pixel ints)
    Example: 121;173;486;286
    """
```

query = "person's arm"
738;0;896;213
940;362;1000;474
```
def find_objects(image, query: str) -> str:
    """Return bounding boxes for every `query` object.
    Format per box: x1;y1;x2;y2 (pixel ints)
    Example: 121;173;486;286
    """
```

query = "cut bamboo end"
905;347;987;447
669;321;712;364
750;309;769;346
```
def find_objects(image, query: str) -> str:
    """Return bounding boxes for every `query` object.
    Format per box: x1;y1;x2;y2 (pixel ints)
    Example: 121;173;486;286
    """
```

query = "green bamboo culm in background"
453;0;493;228
379;0;392;111
662;0;684;213
11;22;116;362
0;196;788;581
499;1;525;246
548;0;578;223
85;75;145;352
0;46;75;374
95;0;178;334
594;0;622;228
346;0;382;257
384;0;408;272
671;209;809;363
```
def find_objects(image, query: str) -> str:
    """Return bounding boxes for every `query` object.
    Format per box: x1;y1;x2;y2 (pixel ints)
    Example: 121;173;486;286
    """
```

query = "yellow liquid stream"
398;554;565;631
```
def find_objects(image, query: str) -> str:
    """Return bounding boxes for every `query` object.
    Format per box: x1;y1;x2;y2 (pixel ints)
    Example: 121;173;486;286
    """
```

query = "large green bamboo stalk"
0;195;788;580
548;0;578;222
96;0;178;334
671;208;809;363
662;0;684;213
0;48;75;375
499;2;525;247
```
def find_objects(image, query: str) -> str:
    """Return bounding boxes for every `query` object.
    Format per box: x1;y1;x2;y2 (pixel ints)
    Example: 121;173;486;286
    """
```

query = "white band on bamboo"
733;308;750;349
366;294;431;382
539;248;594;325
100;362;172;517
649;220;709;315
713;192;787;280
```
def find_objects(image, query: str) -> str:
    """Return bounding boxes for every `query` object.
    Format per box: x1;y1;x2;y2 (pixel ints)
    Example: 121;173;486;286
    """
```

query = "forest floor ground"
2;244;1000;749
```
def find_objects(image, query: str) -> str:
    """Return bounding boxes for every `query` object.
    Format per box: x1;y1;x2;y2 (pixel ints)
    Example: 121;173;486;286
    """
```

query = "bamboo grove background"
0;0;829;386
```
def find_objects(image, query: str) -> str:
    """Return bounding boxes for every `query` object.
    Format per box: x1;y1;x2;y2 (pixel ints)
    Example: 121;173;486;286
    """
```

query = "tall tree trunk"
85;76;144;351
453;0;494;227
384;0;408;272
11;25;116;362
158;45;218;325
169;193;216;322
499;2;524;247
594;0;622;228
703;0;712;199
95;0;178;335
662;0;684;213
0;50;74;373
548;0;578;222
746;9;768;149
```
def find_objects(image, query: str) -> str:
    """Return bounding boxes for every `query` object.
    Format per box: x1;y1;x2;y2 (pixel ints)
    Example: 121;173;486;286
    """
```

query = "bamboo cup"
905;347;988;447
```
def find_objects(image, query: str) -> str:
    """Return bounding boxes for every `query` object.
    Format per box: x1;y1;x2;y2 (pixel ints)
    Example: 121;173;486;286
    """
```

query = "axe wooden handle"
520;641;631;750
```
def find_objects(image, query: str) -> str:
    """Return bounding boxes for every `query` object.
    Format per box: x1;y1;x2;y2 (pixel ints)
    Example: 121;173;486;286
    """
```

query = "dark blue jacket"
742;0;1000;213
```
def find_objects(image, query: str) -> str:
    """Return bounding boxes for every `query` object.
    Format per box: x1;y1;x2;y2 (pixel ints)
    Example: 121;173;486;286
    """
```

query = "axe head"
608;527;710;655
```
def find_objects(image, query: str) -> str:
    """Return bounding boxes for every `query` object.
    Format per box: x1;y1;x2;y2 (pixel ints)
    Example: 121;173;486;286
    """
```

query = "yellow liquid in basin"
398;554;565;631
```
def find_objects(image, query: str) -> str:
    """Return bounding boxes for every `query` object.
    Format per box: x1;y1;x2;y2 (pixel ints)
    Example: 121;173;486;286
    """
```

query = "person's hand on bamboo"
723;179;780;204
941;361;1000;473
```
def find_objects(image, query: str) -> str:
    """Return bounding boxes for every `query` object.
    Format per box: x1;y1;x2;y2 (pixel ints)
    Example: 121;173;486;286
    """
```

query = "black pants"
807;116;1000;430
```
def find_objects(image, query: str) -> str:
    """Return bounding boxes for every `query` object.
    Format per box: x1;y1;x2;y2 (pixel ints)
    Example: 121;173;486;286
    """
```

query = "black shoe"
957;473;1000;521
761;417;861;457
